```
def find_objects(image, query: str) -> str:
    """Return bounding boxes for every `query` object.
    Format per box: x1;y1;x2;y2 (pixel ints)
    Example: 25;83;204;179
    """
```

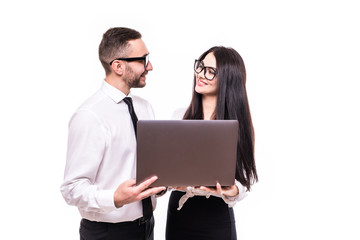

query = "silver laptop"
136;120;238;187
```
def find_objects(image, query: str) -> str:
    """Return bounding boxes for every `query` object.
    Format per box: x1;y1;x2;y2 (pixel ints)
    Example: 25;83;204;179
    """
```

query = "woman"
166;46;258;240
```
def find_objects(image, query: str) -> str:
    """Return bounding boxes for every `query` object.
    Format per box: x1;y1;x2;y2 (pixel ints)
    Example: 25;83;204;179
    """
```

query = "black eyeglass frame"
109;55;149;68
194;59;217;80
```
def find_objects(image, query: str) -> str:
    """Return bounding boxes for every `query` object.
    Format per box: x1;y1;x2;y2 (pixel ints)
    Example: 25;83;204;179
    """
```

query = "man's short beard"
128;77;141;88
124;66;145;88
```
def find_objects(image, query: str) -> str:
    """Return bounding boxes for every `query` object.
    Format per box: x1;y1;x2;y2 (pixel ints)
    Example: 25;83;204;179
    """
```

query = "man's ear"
111;61;124;76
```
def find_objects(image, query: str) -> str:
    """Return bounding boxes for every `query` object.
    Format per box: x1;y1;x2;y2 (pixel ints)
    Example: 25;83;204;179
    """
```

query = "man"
61;27;165;240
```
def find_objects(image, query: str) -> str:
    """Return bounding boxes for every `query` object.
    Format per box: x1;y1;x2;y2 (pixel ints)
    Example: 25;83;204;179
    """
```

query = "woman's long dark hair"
183;46;258;190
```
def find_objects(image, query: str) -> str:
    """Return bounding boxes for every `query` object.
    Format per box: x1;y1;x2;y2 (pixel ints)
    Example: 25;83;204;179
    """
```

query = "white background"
1;0;359;239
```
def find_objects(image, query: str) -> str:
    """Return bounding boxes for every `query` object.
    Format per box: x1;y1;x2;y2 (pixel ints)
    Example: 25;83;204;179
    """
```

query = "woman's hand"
173;186;187;191
200;182;239;197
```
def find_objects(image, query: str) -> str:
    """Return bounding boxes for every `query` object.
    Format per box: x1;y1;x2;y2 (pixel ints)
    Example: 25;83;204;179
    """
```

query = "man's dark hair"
99;27;142;75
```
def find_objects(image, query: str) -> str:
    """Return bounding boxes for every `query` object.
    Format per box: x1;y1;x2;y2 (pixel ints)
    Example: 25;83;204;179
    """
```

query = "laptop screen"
136;120;238;187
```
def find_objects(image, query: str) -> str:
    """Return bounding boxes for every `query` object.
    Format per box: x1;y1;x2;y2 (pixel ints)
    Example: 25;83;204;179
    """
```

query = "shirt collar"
101;81;132;104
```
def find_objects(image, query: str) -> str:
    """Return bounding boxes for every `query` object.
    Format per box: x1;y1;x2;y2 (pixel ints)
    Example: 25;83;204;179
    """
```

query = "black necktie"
123;97;153;220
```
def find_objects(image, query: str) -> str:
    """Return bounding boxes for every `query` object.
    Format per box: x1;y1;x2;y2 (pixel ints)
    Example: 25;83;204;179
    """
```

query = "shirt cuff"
221;180;248;207
97;189;117;212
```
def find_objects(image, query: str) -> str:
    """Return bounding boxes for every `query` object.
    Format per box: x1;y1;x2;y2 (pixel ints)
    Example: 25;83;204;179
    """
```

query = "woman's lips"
197;78;208;86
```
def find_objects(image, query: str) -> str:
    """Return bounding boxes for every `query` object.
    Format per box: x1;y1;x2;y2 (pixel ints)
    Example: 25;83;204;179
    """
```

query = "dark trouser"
80;216;154;240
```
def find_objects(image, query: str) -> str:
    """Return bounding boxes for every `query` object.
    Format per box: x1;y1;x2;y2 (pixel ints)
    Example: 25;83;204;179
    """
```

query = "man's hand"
114;176;166;208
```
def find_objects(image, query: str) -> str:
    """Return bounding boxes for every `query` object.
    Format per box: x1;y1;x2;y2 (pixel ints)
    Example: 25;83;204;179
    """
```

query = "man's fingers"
136;176;159;191
135;176;166;199
124;179;137;187
138;186;166;200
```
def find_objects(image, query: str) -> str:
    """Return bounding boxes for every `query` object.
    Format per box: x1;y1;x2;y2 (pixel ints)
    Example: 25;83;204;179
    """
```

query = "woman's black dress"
166;191;237;240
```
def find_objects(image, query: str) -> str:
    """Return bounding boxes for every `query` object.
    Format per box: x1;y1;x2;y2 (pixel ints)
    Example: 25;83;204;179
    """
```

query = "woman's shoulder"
171;108;187;120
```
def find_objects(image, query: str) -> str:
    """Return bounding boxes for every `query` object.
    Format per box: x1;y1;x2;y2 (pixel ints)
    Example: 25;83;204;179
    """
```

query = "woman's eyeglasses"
194;60;217;80
109;55;149;68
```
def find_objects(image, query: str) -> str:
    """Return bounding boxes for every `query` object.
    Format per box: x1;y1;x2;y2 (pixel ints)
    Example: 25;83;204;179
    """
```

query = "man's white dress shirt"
61;81;155;223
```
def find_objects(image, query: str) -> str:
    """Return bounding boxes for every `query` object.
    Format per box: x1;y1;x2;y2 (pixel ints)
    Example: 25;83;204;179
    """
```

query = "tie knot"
123;97;133;106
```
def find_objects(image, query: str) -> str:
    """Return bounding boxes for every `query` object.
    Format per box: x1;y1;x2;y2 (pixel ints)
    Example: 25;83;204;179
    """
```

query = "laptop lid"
136;120;238;187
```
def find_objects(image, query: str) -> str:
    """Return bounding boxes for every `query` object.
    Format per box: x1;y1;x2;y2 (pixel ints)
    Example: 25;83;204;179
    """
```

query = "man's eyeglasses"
194;60;217;80
109;55;149;68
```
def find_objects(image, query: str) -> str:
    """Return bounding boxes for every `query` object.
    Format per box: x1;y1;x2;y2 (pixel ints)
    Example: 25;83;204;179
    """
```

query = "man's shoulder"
77;89;107;111
131;94;151;106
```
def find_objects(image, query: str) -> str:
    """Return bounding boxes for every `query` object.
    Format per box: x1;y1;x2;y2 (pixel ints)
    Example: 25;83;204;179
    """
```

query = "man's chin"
132;82;146;88
138;77;147;87
130;78;146;88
